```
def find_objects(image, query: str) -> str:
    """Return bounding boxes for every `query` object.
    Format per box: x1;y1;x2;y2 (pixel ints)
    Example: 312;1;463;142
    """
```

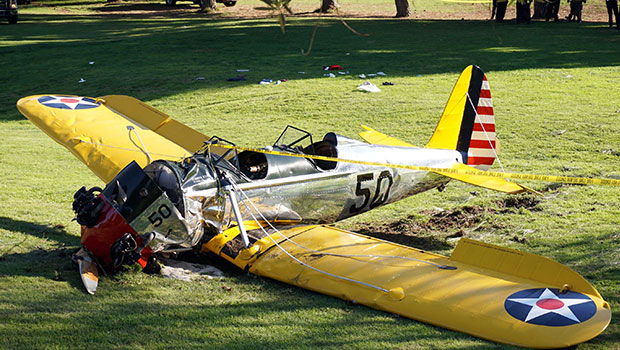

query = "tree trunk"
317;0;338;13
532;0;546;18
200;0;217;11
395;0;411;18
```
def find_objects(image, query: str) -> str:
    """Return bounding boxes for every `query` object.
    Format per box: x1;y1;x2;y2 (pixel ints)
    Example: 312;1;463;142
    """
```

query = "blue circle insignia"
504;288;596;326
38;96;101;110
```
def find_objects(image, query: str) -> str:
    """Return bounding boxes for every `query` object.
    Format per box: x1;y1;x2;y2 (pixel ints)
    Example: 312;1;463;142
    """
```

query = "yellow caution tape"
211;143;620;186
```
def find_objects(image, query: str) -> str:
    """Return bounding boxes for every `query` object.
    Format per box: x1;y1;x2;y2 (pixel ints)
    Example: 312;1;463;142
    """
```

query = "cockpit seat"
303;136;338;170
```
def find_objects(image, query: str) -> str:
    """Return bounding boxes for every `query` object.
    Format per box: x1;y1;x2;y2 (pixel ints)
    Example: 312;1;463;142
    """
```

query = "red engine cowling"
80;195;153;270
73;161;185;273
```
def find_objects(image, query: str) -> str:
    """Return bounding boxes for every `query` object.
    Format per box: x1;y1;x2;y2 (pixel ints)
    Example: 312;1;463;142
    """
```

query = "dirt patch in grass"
496;194;541;212
420;205;490;231
355;205;492;251
356;197;542;250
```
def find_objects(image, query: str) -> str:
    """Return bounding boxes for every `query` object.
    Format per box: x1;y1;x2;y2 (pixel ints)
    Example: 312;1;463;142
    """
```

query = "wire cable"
74;139;187;160
225;177;455;294
127;126;153;164
234;190;390;294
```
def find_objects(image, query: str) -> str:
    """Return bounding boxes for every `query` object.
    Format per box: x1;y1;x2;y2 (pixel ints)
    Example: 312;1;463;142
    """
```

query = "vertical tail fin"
426;65;497;170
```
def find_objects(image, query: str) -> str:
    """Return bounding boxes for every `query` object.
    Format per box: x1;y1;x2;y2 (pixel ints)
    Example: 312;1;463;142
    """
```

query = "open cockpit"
232;125;339;181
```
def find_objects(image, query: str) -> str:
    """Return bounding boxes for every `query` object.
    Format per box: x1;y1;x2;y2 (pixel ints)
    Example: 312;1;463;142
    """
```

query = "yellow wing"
17;95;212;183
204;224;611;349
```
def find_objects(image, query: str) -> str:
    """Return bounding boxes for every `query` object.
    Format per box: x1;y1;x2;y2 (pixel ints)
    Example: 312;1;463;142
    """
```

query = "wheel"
165;0;176;6
8;14;17;24
223;1;236;6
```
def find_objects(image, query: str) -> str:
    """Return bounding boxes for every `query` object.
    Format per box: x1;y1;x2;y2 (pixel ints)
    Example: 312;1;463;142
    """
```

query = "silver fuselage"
141;134;463;252
233;135;461;223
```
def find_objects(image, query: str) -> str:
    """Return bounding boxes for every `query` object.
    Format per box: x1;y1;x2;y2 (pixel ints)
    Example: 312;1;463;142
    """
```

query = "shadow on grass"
0;216;81;288
532;231;620;283
92;1;203;16
0;216;79;246
0;249;82;288
0;265;519;350
2;13;620;119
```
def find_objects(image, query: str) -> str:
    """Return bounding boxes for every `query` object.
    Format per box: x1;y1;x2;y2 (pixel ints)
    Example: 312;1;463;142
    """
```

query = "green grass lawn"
1;2;620;349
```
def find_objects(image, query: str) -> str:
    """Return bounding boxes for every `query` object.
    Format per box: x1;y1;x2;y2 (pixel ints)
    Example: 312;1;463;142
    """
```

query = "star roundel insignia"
38;95;101;110
504;288;596;327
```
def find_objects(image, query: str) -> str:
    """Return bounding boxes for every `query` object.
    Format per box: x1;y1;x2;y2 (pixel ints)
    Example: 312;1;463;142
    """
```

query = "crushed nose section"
78;194;145;270
73;161;193;272
73;186;104;227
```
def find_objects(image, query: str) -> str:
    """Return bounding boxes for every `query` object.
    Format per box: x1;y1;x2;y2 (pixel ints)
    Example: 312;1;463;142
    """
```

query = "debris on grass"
323;65;342;70
357;81;380;92
552;129;566;136
159;258;224;282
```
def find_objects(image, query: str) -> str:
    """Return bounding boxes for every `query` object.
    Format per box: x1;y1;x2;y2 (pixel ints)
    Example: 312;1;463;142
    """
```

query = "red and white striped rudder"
467;74;496;170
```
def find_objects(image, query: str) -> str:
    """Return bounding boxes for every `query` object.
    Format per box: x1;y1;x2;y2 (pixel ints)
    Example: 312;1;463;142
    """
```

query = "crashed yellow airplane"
17;65;611;348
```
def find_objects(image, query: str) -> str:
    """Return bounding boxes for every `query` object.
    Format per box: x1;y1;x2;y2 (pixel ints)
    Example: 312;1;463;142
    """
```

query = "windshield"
273;125;313;152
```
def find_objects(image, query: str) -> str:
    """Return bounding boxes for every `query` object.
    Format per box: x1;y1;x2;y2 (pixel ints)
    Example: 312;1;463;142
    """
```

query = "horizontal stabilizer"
358;125;416;147
433;162;535;194
356;125;532;194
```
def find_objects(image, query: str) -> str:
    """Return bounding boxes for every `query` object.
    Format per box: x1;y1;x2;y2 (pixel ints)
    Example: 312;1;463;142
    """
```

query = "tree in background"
395;0;411;17
532;0;547;18
199;0;217;11
261;0;413;34
260;0;293;32
317;0;338;12
317;0;411;17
